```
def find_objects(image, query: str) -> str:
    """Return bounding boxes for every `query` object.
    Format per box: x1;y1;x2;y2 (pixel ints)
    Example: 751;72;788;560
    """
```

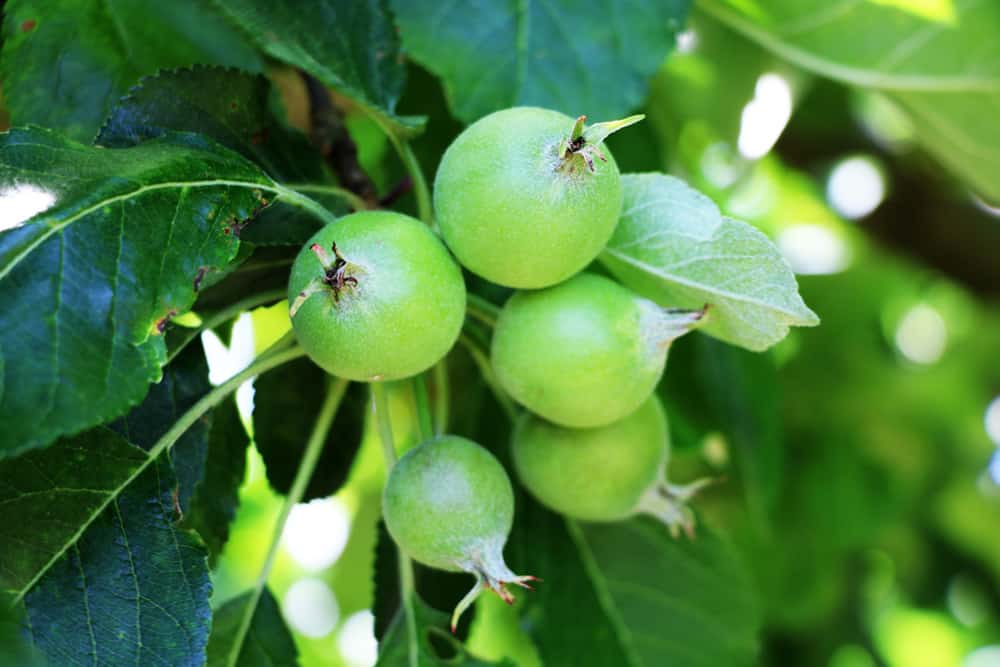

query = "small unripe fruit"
512;396;709;536
434;107;641;288
287;211;465;381
383;435;536;629
491;273;704;428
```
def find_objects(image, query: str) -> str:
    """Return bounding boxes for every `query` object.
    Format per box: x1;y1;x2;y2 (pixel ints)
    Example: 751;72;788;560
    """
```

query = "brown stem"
379;175;413;207
300;71;379;207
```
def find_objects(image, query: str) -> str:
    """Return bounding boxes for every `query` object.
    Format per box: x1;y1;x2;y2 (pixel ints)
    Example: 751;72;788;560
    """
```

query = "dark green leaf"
253;359;366;500
660;335;783;532
22;460;212;667
0;126;274;457
391;0;691;123
96;65;349;247
107;339;246;563
510;501;761;667
206;588;299;667
0;0;262;142
693;338;782;528
97;65;326;179
0;595;44;667
212;0;423;137
185;397;249;562
600;173;818;351
377;591;510;667
699;0;1000;202
110;341;212;512
0;428;148;596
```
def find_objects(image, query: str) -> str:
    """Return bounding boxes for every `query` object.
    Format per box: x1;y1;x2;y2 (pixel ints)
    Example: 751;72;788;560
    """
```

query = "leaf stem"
371;381;420;665
282;183;370;212
395;141;433;225
432;360;449;435
458;332;517;422
11;336;306;606
371;382;398;466
466;293;501;328
413;376;434;442
226;376;349;667
167;288;286;364
271;183;340;227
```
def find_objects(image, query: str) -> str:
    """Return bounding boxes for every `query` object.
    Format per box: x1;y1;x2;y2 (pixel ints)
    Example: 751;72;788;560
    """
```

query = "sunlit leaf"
699;0;1000;201
600;173;818;351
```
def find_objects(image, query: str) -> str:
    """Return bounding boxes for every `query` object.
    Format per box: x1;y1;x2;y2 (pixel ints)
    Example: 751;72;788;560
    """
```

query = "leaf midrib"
566;520;642;667
9;347;306;606
599;247;814;322
0;178;279;284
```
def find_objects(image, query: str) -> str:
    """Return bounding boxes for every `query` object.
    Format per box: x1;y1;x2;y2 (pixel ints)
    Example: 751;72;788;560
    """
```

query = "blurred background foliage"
5;2;997;666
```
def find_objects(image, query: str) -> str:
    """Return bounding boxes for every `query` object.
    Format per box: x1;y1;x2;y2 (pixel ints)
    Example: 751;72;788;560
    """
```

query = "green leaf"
110;338;248;560
253;359;366;500
510;501;761;667
0;429;147;596
391;0;691;123
0;126;274;457
600;173;818;351
212;0;423;138
97;64;345;246
660;335;783;533
97;66;326;183
0;594;44;667
206;588;298;667
0;0;262;142
110;341;212;513
693;338;782;529
185;397;249;562
21;459;213;667
699;0;1000;202
377;591;511;667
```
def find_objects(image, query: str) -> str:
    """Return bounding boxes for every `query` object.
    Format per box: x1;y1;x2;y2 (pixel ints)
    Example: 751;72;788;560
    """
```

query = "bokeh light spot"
282;578;339;638
338;610;378;667
777;224;850;275
282;497;351;572
827;156;886;220
894;304;947;364
737;73;793;160
676;29;697;54
963;646;1000;667
984;397;1000;447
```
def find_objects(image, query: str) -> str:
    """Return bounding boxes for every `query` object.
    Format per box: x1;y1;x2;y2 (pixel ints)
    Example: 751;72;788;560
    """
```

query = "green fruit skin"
287;211;465;382
434;107;622;289
512;396;668;522
491;273;667;428
383;436;514;572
